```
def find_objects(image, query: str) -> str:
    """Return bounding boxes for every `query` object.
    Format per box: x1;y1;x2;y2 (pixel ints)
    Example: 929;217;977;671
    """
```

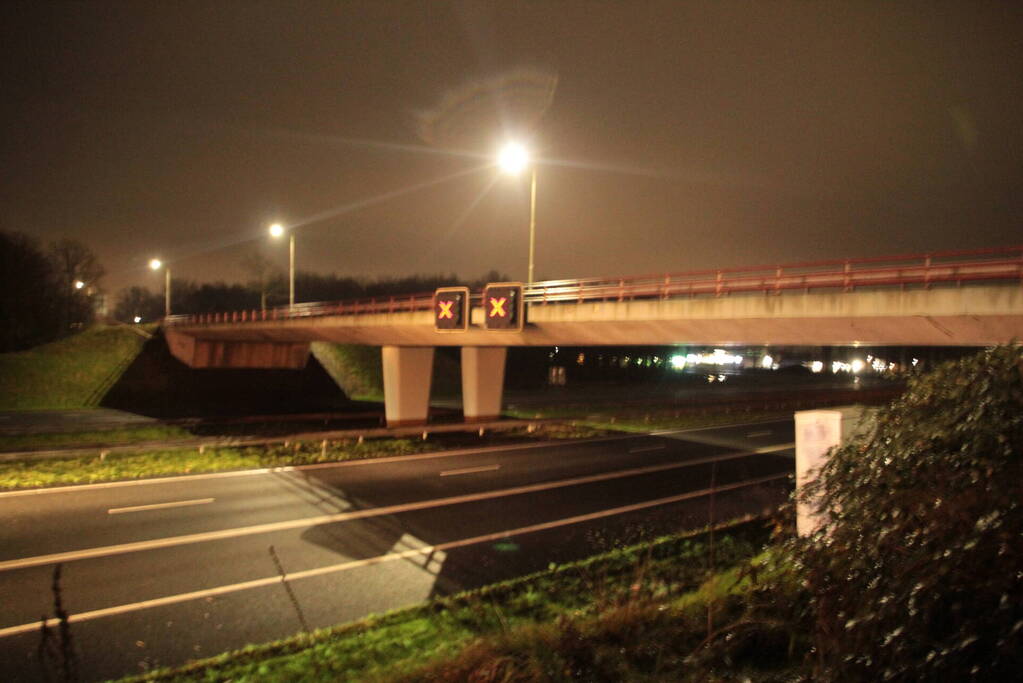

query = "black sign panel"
433;287;469;332
483;282;524;331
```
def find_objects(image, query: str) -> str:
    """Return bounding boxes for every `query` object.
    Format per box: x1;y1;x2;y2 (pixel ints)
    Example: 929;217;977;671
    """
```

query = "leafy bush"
796;346;1023;680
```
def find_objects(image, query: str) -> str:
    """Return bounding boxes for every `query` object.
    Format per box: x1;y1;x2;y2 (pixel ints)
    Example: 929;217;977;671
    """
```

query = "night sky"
3;1;1021;298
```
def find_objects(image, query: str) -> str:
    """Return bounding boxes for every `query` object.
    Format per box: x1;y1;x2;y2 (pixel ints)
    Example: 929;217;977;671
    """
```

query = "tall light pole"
149;258;171;317
269;223;295;308
498;142;538;285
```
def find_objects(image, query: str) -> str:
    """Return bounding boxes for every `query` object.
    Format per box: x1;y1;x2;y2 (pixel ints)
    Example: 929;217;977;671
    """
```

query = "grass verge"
123;518;779;682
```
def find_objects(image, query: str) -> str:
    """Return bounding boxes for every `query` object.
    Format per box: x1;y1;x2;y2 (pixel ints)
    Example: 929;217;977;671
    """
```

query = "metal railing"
165;245;1023;326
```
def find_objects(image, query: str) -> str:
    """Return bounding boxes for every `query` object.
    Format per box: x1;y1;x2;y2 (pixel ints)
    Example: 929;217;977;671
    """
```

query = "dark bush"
796;345;1022;681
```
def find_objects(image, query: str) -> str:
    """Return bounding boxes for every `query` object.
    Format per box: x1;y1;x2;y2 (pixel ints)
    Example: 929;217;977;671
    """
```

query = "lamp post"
269;223;295;308
149;258;171;317
498;142;538;285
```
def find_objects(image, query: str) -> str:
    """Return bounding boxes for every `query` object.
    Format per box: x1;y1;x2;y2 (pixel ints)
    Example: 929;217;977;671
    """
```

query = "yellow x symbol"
437;300;454;319
488;297;507;318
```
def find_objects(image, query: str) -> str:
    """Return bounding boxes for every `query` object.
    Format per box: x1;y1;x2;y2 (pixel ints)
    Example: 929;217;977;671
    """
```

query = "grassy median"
506;405;793;433
0;424;611;491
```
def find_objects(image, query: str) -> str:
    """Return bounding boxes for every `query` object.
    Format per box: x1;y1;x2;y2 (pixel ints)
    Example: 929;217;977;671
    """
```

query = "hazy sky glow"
2;1;1021;297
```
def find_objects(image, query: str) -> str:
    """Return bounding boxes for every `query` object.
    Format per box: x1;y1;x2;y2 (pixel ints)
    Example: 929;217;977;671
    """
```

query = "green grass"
0;324;151;410
311;343;385;401
123;520;777;682
311;343;463;401
396;549;802;682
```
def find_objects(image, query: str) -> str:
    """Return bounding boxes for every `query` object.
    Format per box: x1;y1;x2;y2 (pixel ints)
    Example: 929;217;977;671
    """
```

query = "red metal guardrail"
165;245;1023;326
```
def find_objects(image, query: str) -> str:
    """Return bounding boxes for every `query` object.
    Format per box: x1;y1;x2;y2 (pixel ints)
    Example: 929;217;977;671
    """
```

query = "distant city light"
74;280;85;290
760;355;774;369
133;316;142;323
687;349;744;366
670;355;687;370
810;361;824;373
851;358;865;373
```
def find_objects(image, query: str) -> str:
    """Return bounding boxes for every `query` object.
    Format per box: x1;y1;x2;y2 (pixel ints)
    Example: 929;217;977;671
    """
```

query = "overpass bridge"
165;246;1023;425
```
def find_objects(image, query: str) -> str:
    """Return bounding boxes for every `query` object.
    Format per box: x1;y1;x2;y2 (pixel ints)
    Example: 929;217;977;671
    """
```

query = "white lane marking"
0;444;793;573
0;472;789;639
746;430;773;438
107;498;215;515
0;434;638;499
440;465;500;477
629;444;665;453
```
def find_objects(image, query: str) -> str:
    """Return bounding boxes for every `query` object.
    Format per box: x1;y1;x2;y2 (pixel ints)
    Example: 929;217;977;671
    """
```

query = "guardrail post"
715;271;723;297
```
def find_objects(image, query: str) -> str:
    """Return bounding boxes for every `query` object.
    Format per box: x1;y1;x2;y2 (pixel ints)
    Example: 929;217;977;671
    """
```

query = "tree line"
114;269;508;323
1;229;506;351
0;231;105;352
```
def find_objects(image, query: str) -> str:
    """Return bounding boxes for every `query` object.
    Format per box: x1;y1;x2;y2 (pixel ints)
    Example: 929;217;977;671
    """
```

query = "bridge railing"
165;245;1022;326
524;245;1023;303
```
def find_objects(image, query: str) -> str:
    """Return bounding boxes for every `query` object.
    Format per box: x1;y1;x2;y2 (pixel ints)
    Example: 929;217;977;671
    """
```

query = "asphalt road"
0;419;795;681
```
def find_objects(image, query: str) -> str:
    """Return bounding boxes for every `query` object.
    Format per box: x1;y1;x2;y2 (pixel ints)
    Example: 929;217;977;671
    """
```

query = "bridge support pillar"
461;347;507;422
382;346;435;427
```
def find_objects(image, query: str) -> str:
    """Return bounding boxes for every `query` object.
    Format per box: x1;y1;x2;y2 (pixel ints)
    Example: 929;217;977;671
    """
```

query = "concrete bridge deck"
161;246;1023;425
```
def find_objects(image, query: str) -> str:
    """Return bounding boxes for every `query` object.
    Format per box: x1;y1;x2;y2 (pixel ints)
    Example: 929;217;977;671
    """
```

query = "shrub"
796;345;1023;680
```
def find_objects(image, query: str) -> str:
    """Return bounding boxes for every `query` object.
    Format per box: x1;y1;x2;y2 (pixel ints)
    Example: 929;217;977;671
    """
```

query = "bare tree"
49;238;105;292
240;247;280;310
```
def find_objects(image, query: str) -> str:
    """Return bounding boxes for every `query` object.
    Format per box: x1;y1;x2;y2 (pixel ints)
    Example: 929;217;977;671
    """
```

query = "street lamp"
269;223;295;308
498;142;538;285
149;258;171;317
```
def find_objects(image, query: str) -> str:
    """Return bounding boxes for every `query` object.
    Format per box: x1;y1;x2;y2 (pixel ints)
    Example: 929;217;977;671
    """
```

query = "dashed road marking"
440;465;501;477
108;498;215;515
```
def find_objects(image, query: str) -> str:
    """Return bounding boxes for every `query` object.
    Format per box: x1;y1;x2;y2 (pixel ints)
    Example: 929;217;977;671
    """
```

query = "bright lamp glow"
74;280;85;290
148;258;162;271
497;142;530;175
269;223;285;238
